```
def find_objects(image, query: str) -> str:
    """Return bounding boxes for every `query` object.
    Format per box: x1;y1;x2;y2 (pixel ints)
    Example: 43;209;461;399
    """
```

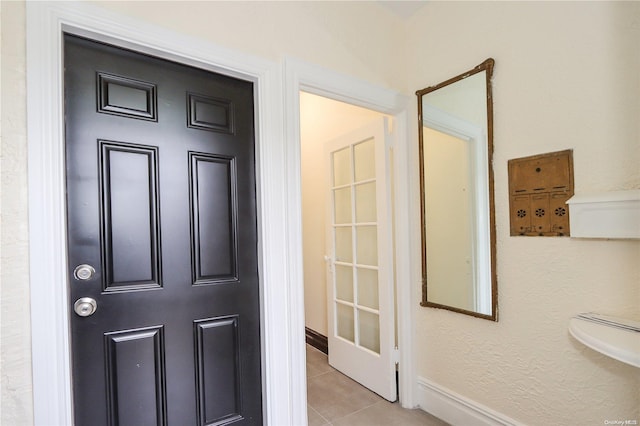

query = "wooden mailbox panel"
508;150;573;236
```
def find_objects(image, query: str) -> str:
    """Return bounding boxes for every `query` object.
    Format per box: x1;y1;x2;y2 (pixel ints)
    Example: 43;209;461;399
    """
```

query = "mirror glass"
416;59;497;320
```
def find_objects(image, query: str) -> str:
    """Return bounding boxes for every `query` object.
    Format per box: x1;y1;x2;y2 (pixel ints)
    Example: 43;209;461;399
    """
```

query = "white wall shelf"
569;315;640;368
566;189;640;239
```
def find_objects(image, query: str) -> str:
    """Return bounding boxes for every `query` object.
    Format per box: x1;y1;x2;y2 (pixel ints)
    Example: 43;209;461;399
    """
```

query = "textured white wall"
407;2;640;424
1;2;35;425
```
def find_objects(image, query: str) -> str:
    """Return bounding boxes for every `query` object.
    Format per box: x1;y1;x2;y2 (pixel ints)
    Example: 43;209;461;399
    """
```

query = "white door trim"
283;57;415;408
26;2;299;424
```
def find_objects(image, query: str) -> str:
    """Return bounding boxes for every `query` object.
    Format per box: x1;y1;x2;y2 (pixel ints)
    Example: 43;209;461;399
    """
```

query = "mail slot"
508;150;573;236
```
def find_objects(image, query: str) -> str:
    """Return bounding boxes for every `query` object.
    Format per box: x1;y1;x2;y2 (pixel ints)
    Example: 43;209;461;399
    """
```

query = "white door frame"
283;58;415;407
26;2;299;424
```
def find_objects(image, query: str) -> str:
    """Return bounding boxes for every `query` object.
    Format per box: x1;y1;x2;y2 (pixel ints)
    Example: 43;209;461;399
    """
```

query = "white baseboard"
416;377;526;426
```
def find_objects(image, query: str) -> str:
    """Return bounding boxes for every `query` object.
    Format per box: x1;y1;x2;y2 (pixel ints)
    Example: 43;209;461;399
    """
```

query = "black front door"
64;34;262;425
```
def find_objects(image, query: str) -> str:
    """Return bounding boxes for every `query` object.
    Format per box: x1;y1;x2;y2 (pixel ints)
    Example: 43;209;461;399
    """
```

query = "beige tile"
305;344;449;426
307;404;330;426
307;369;382;422
331;400;450;426
306;345;333;378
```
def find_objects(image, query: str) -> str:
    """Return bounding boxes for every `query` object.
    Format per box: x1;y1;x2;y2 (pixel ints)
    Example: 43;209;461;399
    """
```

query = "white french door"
325;118;396;401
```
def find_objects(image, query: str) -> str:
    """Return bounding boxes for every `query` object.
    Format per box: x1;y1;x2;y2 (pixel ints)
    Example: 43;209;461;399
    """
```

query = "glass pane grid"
356;267;379;310
355;225;378;266
334;226;353;262
331;182;352;191
333;187;352;224
353;304;379;315
332;147;351;187
354;138;376;182
357;309;380;353
332;141;381;354
334;264;354;303
352;263;379;270
353;177;376;185
355;181;377;223
336;302;355;343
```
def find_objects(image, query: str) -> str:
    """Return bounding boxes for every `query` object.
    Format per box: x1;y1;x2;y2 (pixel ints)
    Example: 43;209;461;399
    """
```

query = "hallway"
306;345;449;425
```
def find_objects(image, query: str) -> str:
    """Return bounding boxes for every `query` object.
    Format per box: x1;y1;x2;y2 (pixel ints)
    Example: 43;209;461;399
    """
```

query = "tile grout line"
306;345;449;426
328;399;385;424
307;368;335;380
308;403;331;426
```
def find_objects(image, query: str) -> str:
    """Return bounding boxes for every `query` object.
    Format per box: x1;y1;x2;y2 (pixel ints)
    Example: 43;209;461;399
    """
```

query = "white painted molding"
26;2;299;425
416;377;526;426
27;4;74;424
566;190;640;239
285;56;406;114
389;108;416;408
283;57;414;407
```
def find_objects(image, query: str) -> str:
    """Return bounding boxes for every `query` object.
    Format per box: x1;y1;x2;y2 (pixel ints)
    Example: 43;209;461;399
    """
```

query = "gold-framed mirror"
416;58;497;321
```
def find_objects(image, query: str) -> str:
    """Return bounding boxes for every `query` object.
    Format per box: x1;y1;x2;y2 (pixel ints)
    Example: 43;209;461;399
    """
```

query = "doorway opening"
299;91;398;402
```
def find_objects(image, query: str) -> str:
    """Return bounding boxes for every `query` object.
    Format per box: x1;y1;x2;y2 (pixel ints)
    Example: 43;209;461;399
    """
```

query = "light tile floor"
306;345;450;426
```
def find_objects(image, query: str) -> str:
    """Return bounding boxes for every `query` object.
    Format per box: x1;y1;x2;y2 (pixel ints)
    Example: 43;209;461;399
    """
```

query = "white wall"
1;2;34;425
407;2;640;424
300;92;386;336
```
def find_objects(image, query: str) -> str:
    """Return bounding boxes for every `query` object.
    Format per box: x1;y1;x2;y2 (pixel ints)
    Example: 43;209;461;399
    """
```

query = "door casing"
27;3;414;425
284;58;415;407
27;3;290;424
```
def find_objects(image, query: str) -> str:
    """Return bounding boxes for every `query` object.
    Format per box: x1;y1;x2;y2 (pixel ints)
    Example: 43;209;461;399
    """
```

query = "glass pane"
333;188;352;224
335;265;354;302
354;138;375;182
337;303;354;343
358;310;380;353
332;147;351;186
356;268;378;309
334;227;352;262
356;225;377;266
355;182;376;223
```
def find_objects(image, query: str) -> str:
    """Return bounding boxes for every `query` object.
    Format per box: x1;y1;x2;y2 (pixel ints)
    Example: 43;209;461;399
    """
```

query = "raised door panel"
189;153;238;285
194;316;242;425
104;326;167;426
99;141;161;291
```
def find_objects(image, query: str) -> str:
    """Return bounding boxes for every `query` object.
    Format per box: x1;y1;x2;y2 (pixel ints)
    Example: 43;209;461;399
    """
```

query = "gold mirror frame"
416;58;497;321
